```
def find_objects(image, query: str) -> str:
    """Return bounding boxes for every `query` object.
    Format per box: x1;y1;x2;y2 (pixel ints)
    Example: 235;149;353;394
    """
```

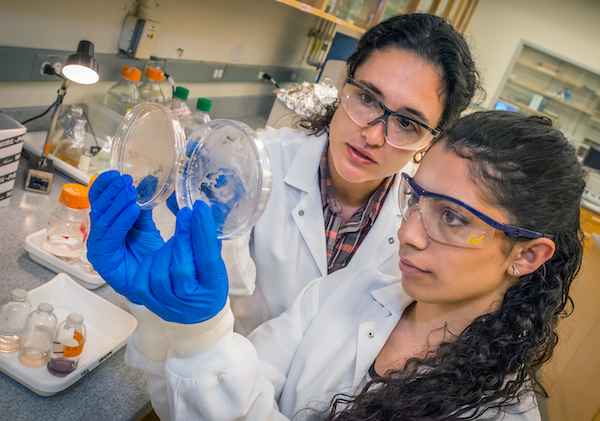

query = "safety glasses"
340;77;440;151
399;173;545;248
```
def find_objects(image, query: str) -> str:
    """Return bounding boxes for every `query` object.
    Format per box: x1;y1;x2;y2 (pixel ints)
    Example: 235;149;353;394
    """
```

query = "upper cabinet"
275;0;479;33
493;42;600;155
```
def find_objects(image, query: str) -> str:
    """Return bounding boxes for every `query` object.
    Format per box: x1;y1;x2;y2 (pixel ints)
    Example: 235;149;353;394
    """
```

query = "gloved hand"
200;168;245;234
133;200;229;324
87;171;165;303
166;166;245;236
166;190;179;216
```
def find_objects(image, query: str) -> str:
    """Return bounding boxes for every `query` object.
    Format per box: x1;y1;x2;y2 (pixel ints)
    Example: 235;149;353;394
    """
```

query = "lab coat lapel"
348;173;403;270
353;282;413;388
285;135;329;278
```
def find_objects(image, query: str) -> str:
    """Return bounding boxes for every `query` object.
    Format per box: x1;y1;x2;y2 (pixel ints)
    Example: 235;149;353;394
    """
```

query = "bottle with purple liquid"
48;313;86;377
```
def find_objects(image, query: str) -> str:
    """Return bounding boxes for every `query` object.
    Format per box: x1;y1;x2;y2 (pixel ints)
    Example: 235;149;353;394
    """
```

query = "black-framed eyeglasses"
340;76;440;151
399;173;546;248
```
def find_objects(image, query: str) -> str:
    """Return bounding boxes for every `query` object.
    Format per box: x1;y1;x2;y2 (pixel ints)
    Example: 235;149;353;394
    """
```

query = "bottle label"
62;330;85;358
172;107;191;117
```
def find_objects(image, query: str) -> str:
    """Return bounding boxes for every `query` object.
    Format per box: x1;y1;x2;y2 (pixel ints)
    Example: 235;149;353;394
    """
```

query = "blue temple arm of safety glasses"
347;76;441;137
402;173;546;240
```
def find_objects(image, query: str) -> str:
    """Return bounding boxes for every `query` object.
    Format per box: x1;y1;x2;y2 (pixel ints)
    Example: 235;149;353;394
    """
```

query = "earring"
412;150;426;164
512;264;520;276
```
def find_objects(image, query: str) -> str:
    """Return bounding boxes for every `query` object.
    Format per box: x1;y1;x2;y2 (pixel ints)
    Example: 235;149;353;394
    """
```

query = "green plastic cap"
196;98;212;112
174;86;189;100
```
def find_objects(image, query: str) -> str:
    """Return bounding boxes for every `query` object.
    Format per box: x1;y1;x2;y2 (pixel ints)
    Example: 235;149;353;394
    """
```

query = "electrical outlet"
40;61;63;76
212;67;225;79
33;53;68;81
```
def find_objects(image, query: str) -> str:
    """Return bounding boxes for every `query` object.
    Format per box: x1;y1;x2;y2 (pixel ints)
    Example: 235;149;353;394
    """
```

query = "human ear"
508;238;555;277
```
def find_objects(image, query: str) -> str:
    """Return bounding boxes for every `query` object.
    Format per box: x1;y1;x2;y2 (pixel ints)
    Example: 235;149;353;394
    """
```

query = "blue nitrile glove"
166;190;179;216
133;201;228;324
165;141;200;217
87;171;165;303
200;168;246;233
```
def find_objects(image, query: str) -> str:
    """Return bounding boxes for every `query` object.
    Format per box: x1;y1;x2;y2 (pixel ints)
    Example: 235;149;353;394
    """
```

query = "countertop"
0;154;175;420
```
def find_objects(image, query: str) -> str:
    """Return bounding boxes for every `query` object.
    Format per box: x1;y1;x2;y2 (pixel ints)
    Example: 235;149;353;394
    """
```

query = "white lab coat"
125;266;541;421
224;127;416;335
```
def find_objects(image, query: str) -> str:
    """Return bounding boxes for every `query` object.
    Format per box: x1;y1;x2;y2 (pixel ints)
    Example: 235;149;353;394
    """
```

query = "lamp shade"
61;40;99;84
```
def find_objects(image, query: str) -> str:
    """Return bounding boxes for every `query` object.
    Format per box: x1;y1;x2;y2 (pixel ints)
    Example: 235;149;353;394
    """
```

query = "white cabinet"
493;42;600;155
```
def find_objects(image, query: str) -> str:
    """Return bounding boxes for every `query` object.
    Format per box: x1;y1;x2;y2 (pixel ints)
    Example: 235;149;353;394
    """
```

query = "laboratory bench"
0;155;160;421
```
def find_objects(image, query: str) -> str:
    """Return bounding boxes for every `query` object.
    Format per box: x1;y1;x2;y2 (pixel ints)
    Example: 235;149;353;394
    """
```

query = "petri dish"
110;102;186;209
176;119;272;239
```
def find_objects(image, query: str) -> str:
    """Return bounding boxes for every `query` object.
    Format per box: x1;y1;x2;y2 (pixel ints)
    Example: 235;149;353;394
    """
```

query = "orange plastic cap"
59;183;90;209
122;66;142;82
88;174;99;188
145;67;164;82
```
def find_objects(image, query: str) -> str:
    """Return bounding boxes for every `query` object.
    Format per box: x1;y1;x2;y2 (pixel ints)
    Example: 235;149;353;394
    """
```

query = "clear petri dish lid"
110;102;186;209
176;119;272;239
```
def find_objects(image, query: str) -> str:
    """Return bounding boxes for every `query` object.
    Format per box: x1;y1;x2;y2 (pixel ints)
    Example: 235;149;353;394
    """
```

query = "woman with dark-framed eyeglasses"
86;13;483;342
123;111;585;420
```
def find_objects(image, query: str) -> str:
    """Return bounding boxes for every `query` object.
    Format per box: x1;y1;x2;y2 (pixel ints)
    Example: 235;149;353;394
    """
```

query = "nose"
361;119;386;147
397;207;428;250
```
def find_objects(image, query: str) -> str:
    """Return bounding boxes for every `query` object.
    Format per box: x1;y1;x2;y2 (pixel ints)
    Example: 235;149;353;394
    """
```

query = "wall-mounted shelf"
275;0;371;33
507;78;596;116
498;96;558;121
493;41;600;151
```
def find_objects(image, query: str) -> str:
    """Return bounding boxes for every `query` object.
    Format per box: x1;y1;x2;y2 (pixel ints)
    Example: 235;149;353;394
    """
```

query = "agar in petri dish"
176;119;272;239
110;103;186;209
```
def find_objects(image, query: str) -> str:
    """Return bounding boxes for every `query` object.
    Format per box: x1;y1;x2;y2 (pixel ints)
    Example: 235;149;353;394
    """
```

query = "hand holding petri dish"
110;103;272;239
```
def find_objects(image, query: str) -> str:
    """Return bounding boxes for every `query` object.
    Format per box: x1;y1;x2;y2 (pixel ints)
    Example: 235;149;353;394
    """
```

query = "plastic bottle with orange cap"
42;183;91;263
138;66;166;104
104;65;142;116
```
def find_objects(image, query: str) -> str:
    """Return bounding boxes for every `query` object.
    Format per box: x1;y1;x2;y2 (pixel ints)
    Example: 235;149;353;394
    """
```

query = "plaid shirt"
320;144;395;274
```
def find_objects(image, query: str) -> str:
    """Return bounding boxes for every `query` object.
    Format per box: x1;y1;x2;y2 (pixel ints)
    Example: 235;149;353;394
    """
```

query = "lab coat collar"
370;279;414;315
284;132;328;193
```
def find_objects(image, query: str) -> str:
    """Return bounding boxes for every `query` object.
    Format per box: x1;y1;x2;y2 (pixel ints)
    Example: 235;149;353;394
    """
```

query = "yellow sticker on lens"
467;234;484;245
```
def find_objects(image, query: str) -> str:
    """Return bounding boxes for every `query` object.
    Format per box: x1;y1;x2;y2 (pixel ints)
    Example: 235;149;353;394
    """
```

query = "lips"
398;256;429;276
347;144;376;164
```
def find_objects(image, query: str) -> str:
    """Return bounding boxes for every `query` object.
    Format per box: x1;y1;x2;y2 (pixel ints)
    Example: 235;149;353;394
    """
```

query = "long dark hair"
323;111;585;420
300;13;482;136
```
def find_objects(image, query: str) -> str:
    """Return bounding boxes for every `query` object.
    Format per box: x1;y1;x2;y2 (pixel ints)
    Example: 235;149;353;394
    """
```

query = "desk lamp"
24;40;99;194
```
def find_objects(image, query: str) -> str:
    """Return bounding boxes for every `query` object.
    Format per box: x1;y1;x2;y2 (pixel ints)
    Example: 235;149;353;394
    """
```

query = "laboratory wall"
466;0;600;109
0;0;334;109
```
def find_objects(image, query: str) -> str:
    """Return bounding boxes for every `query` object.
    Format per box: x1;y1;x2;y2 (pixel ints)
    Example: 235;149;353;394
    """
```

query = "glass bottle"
184;97;212;137
104;65;142;116
52;113;87;167
138;67;166;104
168;86;192;122
18;303;58;368
47;313;87;377
42;183;90;263
0;289;32;353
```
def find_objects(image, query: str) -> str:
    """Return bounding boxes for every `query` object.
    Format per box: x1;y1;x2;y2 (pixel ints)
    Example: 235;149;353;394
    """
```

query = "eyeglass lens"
341;83;431;150
399;176;495;248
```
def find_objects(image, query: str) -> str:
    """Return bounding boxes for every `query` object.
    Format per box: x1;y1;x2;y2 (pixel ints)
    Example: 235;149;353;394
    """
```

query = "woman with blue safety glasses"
122;111;584;420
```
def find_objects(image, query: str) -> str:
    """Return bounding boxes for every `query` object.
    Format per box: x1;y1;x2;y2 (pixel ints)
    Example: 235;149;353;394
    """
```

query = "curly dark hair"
300;13;482;137
322;111;585;420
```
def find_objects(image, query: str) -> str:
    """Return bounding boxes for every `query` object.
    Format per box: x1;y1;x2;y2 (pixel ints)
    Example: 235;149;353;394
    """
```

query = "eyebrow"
357;78;432;125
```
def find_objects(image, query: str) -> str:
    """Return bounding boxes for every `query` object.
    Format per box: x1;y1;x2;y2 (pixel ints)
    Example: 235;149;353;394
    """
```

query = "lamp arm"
40;79;72;165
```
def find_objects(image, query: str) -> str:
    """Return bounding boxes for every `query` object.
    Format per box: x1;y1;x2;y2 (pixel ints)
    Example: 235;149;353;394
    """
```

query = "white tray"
23;229;105;290
23;131;93;185
0;273;137;396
